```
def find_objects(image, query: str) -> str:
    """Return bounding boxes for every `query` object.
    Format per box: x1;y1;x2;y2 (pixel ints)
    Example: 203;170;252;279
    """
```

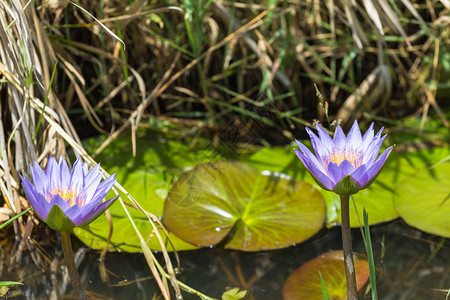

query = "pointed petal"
84;164;102;186
85;174;116;205
45;156;61;190
20;175;47;220
306;127;329;160
295;140;326;173
363;133;386;166
360;146;393;188
82;161;89;177
333;125;346;150
84;172;103;203
315;124;334;153
361;123;375;151
74;196;119;227
30;161;49;195
346;120;362;149
294;149;334;190
36;194;52;220
59;157;71;190
69;158;84;192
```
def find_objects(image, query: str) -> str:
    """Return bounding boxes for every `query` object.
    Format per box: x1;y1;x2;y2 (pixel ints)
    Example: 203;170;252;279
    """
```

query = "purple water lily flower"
20;156;117;231
295;121;393;195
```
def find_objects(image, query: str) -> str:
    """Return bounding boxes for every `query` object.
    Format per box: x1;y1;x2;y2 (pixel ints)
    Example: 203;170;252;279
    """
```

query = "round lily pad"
283;250;370;300
395;162;450;237
163;161;326;251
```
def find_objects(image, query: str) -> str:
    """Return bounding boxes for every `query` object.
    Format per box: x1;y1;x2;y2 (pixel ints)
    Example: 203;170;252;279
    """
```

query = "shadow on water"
3;220;450;299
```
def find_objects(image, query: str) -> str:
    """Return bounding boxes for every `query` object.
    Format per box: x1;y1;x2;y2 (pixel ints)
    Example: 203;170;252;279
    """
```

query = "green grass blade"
115;21;129;87
0;281;23;287
0;208;31;230
318;271;330;300
363;208;378;300
34;63;57;141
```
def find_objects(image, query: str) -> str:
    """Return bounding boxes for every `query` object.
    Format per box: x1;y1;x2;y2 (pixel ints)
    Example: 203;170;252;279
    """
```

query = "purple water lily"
295;121;393;195
20;156;117;231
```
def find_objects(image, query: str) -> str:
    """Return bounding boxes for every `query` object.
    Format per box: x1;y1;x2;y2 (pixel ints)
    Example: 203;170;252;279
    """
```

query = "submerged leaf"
283;250;369;300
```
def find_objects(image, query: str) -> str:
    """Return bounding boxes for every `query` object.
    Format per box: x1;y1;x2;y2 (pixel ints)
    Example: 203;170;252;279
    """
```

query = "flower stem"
340;194;358;300
60;231;88;300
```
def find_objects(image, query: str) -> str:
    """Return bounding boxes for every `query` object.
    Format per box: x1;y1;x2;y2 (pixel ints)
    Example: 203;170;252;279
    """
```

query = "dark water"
3;220;449;300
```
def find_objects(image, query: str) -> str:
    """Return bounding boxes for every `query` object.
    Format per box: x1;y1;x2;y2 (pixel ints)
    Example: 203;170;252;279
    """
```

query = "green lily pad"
282;250;370;300
73;132;219;252
163;161;326;251
395;161;450;237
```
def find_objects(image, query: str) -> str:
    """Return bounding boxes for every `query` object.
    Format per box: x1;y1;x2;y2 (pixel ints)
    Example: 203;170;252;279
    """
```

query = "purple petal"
346;120;362;149
36;193;52;220
73;196;118;226
69;158;84;192
85;174;116;206
82;161;89;177
360;146;393;188
64;204;82;221
361;123;375;149
84;172;103;203
48;194;70;213
333;125;346;150
295;148;335;190
315;124;334;153
306;127;329;161
59;157;71;190
350;164;369;187
68;198;103;226
20;175;47;220
45;156;61;190
84;164;102;186
363;133;386;167
30;161;49;195
327;162;344;183
295;140;326;173
339;160;355;176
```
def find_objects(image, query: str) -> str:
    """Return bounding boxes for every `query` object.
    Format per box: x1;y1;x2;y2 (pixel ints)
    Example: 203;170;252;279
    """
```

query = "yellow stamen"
48;188;84;207
324;150;362;169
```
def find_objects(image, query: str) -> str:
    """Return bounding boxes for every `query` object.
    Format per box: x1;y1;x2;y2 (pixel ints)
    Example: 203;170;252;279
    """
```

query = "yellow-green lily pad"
163;161;326;251
395;161;450;237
